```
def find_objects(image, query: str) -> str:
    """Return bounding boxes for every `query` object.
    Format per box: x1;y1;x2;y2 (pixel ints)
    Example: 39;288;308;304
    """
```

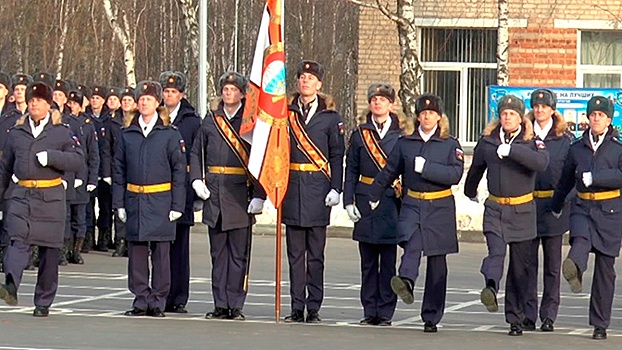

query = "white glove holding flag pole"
117;208;127;223
87;184;97;192
61;180;67;189
324;189;340;207
103;177;112;185
36;151;48;167
497;144;511;159
345;204;362;222
582;172;593;187
169;211;182;222
247;198;265;214
74;179;83;188
192;179;210;200
0;211;3;220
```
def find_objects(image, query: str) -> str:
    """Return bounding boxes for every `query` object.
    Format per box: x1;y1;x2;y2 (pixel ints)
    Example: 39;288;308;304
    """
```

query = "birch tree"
497;0;509;86
103;0;137;87
348;0;423;118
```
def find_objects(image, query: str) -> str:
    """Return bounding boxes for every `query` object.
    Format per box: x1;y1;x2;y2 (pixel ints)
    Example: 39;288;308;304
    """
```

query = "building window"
578;30;622;88
420;28;497;145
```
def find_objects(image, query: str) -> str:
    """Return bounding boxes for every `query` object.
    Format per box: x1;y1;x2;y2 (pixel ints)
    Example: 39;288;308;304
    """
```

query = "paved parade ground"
0;227;621;350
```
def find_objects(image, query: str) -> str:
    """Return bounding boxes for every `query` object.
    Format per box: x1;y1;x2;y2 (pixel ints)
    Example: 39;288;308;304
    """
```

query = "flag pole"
275;205;282;323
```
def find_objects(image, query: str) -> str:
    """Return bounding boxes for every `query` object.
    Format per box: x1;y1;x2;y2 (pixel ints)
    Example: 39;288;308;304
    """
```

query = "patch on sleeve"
72;135;81;146
455;148;464;161
535;139;546;149
338;121;345;135
179;139;186;153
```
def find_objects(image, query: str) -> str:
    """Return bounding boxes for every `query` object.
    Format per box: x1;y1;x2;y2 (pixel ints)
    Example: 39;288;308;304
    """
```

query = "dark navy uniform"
282;93;345;318
112;107;186;315
372;115;464;329
464;115;549;332
189;101;264;316
551;126;622;335
524;110;573;330
164;98;200;312
0;110;83;310
64;112;100;261
344;112;401;324
102;109;126;253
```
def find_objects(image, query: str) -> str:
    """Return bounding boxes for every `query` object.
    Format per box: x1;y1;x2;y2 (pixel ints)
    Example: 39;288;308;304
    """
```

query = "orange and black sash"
212;113;252;178
288;111;331;180
360;127;402;197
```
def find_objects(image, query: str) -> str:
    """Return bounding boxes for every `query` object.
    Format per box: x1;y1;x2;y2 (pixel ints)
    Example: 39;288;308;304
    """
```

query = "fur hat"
415;94;444;116
296;60;324;81
77;84;92;98
33;72;56;88
11;74;33;89
54;80;71;96
498;94;525;116
135;81;163;101
367;83;396;103
587;96;614;119
67;90;84;104
218;72;247;94
159;71;187;92
91;85;107;99
26;82;54;105
107;87;122;99
530;89;557;110
0;72;11;91
121;86;136;100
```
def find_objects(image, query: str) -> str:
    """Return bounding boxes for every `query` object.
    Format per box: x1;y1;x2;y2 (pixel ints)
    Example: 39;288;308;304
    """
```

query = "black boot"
30;246;40;269
0;246;5;273
71;237;85;265
82;231;94;253
95;229;111;252
112;238;127;257
59;239;70;266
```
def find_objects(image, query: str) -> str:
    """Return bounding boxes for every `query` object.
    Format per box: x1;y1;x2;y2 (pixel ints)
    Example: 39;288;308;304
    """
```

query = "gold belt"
359;175;374;185
207;166;246;175
127;182;171;194
407;188;452;200
18;178;62;188
290;163;321;172
577;189;620;201
488;193;533;205
533;190;554;198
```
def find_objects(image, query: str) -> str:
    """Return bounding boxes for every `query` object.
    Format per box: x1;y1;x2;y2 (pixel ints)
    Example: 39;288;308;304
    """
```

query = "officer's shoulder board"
612;136;622;145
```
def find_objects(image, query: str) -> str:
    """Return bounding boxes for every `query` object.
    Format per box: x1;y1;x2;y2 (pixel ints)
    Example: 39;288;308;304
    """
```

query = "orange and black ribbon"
360;128;402;197
288;111;331;180
212;113;252;179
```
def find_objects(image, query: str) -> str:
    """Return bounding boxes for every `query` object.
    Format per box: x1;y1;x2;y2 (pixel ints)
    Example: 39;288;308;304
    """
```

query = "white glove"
169;210;183;222
247;198;265;214
61;180;67;189
117;208;127;223
0;211;3;220
324;189;340;207
86;184;97;192
345;204;362;222
414;156;426;174
369;200;380;210
552;210;562;219
192;179;210;200
582;172;593;187
74;179;83;188
103;177;112;185
497;144;511;158
36;151;48;167
11;174;18;183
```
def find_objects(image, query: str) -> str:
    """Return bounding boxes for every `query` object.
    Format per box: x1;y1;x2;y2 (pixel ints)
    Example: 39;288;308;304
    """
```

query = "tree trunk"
497;0;509;86
396;0;423;119
103;0;137;87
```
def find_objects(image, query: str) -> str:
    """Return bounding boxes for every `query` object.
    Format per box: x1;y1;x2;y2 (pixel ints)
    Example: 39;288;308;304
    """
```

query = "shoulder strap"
288;111;331;180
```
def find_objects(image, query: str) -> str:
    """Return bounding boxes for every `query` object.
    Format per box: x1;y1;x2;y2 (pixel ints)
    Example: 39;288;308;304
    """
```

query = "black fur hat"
530;89;557;110
26;82;54;105
33;72;55;88
498;94;525;116
0;72;11;91
367;83;396;103
159;71;187;92
107;87;122;99
415;93;444;116
121;86;136;100
218;72;247;94
587;96;614;119
91;85;107;99
11;74;33;89
67;90;84;104
54;80;71;96
296;60;324;81
135;81;163;101
77;84;92;98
